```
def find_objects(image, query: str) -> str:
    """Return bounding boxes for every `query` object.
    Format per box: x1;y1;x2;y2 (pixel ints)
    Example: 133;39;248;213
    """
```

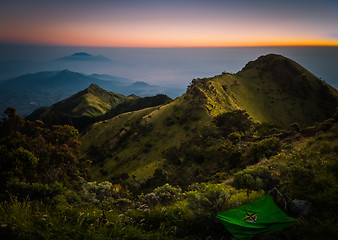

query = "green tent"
216;195;295;239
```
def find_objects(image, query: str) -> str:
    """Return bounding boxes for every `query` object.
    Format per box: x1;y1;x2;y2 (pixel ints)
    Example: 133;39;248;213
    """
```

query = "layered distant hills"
0;52;114;81
0;70;167;116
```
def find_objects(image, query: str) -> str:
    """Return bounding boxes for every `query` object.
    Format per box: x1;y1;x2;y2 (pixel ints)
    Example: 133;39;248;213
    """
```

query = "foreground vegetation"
1;106;338;239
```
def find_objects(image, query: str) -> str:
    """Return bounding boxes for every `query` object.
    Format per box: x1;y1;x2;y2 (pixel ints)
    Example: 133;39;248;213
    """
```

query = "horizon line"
1;41;338;48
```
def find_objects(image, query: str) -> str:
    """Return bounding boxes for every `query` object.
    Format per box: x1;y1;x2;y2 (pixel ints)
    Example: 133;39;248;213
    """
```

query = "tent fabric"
216;194;295;239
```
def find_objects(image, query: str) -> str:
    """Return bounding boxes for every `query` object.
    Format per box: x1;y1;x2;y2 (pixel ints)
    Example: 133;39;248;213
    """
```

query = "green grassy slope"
80;54;338;183
196;54;338;127
27;85;172;132
32;83;132;118
80;94;211;181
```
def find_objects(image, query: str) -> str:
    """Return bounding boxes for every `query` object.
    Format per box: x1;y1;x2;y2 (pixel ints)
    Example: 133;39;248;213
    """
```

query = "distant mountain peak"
72;52;92;57
130;81;151;88
56;52;111;61
58;69;71;73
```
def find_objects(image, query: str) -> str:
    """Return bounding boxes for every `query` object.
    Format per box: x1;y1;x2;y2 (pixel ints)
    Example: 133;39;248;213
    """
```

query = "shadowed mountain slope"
27;84;172;131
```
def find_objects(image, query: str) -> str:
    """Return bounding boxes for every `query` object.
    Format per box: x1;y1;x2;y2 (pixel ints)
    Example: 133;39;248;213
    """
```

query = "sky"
1;0;338;47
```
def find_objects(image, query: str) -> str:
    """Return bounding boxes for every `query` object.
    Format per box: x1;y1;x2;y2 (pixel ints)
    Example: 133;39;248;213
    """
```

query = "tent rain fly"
216;194;295;239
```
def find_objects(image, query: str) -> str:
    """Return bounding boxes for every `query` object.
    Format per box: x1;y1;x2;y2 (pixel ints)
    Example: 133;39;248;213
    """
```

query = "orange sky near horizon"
1;0;338;48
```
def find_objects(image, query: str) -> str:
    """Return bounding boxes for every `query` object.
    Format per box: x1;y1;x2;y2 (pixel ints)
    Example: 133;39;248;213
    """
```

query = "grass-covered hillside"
80;94;209;182
194;54;338;127
80;54;338;185
27;84;172;131
29;83;134;119
1;101;337;240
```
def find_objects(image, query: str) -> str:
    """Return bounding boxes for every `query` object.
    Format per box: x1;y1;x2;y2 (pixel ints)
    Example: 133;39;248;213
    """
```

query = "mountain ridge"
27;84;172;131
189;54;338;127
37;83;132;117
79;54;338;183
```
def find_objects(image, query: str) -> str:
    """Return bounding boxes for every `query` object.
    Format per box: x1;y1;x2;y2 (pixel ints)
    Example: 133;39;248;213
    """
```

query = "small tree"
84;181;112;219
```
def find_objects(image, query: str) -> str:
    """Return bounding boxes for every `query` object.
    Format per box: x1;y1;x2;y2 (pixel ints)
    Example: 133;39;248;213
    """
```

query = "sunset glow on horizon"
1;0;338;48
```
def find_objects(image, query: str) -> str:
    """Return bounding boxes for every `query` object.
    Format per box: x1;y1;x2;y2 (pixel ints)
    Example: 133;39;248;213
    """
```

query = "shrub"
233;166;281;191
140;184;182;206
289;122;301;132
7;180;64;201
254;122;283;137
213;110;253;136
84;181;114;218
186;182;264;216
242;137;282;165
114;198;133;209
228;132;241;144
186;183;233;214
232;173;263;191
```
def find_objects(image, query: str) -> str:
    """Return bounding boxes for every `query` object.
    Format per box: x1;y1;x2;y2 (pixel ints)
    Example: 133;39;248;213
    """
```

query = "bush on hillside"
289;122;301;132
0;107;84;194
186;182;264;215
254;122;284;137
140;184;183;206
228;132;241;144
7;180;65;201
213;110;254;137
241;137;282;166
233;165;281;192
232;173;263;191
186;183;233;215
